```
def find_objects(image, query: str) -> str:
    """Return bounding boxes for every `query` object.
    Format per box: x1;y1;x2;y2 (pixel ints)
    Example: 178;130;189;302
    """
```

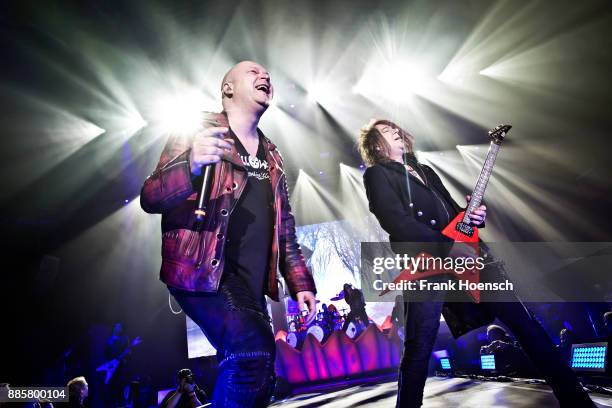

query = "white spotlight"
355;61;428;101
307;81;334;106
382;62;426;95
479;66;497;77
123;112;147;135
437;67;466;85
84;122;106;138
153;89;214;135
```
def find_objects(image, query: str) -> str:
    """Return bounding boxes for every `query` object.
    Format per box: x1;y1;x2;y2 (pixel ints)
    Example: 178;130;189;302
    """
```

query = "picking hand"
466;194;487;226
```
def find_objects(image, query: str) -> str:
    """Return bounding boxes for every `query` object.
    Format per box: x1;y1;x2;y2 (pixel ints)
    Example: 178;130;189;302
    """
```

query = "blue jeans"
170;273;275;408
397;288;595;408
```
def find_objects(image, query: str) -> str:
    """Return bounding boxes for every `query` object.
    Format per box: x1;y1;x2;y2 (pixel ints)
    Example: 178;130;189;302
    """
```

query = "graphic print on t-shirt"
237;152;270;181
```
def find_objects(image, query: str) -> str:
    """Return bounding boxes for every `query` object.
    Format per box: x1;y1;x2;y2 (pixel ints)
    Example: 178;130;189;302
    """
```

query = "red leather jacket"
140;112;316;300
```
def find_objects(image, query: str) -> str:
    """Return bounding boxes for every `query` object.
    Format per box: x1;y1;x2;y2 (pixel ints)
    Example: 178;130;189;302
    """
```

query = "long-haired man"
358;119;594;408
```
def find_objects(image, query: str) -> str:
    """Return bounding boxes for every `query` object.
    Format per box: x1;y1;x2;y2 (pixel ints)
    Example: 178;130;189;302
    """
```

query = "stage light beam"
83;122;106;139
124;113;148;135
307;80;337;107
354;61;429;102
153;89;215;135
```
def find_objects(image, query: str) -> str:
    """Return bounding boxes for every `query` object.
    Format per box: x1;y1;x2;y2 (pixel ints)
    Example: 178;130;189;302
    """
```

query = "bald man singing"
141;61;317;407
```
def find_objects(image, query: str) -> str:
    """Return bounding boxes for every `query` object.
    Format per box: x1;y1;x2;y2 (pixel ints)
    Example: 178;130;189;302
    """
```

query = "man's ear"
222;82;233;98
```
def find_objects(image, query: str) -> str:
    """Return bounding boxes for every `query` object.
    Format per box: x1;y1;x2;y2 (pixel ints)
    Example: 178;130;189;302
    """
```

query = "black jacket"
363;159;495;338
364;159;462;244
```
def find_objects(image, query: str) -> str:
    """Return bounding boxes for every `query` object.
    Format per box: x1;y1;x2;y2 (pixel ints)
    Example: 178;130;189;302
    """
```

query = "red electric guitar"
380;124;511;303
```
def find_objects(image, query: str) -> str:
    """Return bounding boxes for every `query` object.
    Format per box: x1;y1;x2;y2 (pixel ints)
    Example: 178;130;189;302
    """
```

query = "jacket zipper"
229;171;247;215
269;149;285;284
273;173;283;283
192;163;226;263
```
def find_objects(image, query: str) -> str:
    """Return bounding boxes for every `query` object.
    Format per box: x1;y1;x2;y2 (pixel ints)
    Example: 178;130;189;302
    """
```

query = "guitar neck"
462;141;501;224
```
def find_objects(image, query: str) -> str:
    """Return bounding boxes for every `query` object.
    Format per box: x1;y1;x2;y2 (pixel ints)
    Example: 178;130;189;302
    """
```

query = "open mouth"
255;84;270;95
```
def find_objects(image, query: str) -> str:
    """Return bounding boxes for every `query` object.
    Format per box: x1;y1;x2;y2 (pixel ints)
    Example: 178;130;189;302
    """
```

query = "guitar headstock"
488;124;511;145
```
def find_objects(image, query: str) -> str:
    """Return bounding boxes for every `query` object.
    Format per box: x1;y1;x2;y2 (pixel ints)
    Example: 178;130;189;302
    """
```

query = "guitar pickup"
455;222;474;237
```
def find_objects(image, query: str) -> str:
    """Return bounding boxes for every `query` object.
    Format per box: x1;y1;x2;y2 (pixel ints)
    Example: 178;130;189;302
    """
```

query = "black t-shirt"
224;133;274;302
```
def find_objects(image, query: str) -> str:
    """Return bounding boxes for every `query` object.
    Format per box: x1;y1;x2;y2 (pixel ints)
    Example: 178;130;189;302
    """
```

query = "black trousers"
397;290;595;408
169;273;276;408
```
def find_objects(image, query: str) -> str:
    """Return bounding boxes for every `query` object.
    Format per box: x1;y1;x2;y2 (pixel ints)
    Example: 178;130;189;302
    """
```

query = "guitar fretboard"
462;142;501;224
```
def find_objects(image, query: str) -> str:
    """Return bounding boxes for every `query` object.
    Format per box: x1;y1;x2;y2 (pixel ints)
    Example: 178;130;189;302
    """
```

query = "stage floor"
270;377;612;407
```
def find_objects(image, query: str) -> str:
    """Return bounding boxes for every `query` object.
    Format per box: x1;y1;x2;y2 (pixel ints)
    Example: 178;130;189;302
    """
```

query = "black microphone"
194;164;214;222
194;116;224;226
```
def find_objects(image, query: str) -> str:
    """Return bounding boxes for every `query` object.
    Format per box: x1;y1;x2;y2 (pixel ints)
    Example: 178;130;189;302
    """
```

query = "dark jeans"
397;289;595;408
170;273;275;408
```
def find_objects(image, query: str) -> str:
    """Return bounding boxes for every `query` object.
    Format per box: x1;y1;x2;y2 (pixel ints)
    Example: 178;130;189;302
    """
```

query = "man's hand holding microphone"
189;126;234;176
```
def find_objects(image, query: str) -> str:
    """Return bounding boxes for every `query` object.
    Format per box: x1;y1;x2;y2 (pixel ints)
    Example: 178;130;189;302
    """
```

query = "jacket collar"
214;111;283;173
379;159;428;188
262;130;285;175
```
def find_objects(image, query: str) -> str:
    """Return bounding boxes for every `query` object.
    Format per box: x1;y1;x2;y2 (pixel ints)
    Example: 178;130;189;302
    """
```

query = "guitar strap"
402;149;415;218
402;144;428;217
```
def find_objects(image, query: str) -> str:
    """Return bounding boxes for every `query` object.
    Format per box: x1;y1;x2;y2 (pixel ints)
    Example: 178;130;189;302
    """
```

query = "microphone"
194;115;224;226
194;164;214;222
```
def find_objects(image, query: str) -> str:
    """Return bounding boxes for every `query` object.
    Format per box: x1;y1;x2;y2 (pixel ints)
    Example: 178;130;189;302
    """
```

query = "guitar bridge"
455;222;474;237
